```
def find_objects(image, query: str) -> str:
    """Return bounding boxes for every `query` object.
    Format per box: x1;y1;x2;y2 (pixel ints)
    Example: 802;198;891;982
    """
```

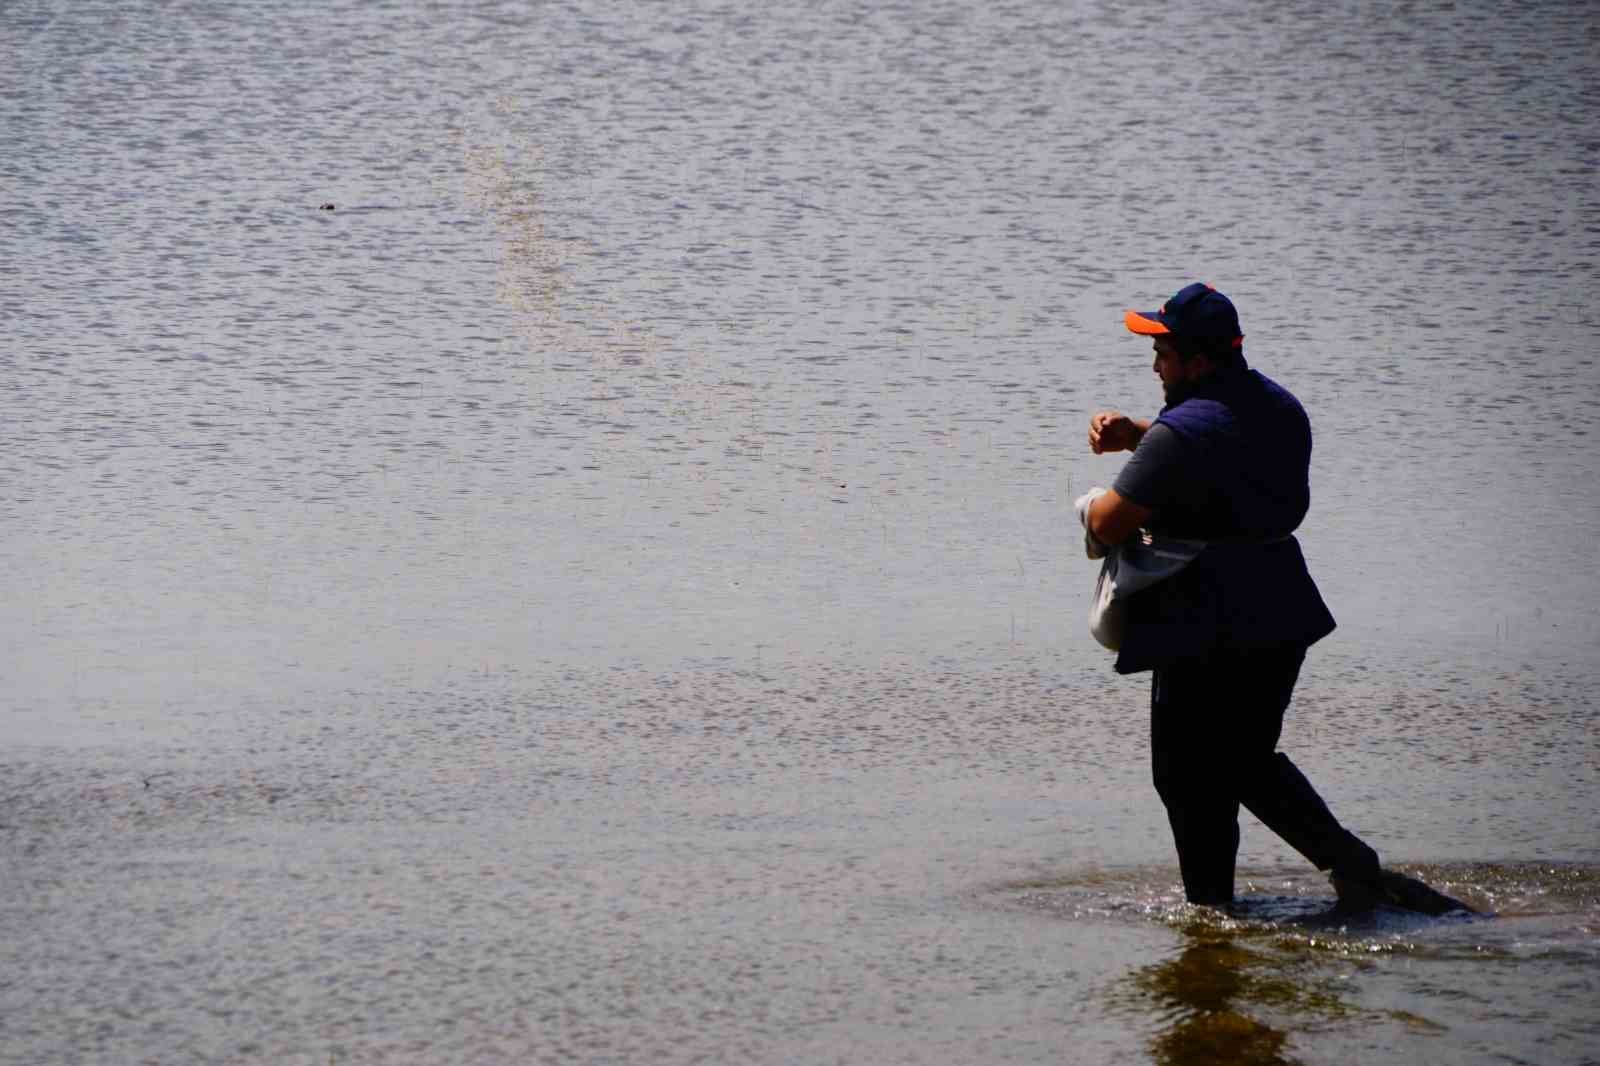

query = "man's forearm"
1087;487;1155;546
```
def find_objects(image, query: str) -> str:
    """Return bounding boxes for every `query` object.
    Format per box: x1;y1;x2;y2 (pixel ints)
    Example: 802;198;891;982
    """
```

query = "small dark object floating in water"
318;203;336;211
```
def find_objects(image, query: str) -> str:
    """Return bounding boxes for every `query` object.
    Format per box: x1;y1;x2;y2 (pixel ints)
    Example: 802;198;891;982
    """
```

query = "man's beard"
1162;379;1196;408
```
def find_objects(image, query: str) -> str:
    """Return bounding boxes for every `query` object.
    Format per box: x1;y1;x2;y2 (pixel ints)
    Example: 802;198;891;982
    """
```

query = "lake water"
4;0;1598;1062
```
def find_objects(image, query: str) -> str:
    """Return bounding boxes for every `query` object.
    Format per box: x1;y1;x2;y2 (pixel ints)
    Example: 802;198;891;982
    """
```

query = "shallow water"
4;0;1599;1062
1007;861;1600;1065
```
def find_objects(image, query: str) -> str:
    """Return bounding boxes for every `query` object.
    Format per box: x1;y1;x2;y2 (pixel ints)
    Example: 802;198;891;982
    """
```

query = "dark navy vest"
1114;368;1337;674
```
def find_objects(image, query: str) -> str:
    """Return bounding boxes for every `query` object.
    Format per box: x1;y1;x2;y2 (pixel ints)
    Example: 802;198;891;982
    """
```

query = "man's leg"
1150;659;1242;904
1230;646;1381;881
1232;648;1474;914
1154;646;1471;914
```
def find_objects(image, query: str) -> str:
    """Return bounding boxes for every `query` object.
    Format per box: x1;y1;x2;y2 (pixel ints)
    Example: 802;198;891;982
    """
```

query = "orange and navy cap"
1124;283;1244;349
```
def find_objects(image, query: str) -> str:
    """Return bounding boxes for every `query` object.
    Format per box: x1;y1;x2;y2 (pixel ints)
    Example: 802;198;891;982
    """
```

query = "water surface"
4;0;1598;1062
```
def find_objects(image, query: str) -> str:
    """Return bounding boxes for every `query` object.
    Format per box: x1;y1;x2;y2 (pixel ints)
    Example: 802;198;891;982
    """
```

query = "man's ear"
1181;349;1216;378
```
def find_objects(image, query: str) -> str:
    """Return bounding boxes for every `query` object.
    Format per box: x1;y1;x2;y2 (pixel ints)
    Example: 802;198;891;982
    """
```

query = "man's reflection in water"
1129;933;1300;1066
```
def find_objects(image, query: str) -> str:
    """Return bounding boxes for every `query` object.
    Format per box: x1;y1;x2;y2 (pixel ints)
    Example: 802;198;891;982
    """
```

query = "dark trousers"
1150;645;1380;904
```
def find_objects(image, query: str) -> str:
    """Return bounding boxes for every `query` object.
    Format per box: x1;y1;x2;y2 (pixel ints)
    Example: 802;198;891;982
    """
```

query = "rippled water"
4;0;1598;1062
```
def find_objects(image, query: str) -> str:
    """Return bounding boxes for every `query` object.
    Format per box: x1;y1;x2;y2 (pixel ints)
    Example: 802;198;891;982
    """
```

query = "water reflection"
1116;914;1479;1064
1127;931;1302;1066
1019;861;1597;1064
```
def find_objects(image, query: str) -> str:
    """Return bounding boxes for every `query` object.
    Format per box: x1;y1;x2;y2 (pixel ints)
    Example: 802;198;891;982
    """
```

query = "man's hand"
1088;411;1148;454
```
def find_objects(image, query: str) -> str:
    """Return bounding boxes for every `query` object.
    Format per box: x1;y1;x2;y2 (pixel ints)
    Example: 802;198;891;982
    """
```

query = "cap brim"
1124;309;1170;335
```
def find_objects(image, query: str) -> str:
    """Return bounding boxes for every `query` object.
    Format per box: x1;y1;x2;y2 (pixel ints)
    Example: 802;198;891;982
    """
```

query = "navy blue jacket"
1114;367;1337;674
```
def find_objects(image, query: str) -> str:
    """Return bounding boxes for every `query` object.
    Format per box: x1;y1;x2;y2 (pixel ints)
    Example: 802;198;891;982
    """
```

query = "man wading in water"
1083;282;1468;915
